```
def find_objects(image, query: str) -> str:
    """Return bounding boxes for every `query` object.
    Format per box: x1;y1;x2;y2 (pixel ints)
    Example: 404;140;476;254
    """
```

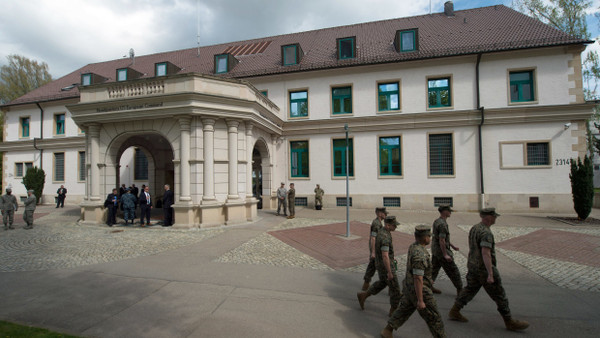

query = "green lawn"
0;321;80;337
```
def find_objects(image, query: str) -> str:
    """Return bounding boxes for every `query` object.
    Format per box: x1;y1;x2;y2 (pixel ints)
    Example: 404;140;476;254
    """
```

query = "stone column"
88;123;101;201
202;118;216;203
178;116;192;202
227;119;240;201
245;122;254;199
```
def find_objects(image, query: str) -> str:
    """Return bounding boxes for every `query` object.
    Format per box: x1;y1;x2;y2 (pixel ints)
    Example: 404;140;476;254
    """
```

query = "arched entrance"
106;132;174;213
252;138;272;209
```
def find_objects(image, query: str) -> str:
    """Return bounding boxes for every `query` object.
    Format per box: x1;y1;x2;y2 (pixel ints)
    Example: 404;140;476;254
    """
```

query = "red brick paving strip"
269;221;415;269
497;229;600;268
11;212;49;225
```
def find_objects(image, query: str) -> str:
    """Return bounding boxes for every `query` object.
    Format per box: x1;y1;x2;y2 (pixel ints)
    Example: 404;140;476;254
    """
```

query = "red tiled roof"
3;5;590;107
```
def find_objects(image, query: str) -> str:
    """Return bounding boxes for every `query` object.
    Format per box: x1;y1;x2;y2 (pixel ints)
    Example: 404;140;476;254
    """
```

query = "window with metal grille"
78;151;86;181
434;197;453;207
383;197;401;207
295;197;308;206
54;152;65;182
15;163;32;178
429;133;453;175
290;141;309;177
526;142;549;166
336;197;352;207
134;148;149;180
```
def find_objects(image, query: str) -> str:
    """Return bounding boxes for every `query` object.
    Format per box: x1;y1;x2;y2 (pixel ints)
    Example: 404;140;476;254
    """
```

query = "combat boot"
503;316;529;331
357;291;371;310
449;304;468;322
431;286;442;294
380;324;393;338
361;281;370;291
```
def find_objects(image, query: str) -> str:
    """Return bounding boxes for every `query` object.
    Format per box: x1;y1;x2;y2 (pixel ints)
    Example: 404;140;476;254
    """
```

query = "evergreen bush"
22;167;45;204
569;155;594;220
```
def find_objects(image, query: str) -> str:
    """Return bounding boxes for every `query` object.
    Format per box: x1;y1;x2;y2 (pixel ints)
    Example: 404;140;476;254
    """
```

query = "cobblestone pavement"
0;207;224;272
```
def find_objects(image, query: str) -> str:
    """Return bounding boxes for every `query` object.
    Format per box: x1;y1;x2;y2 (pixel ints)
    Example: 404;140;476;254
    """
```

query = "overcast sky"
1;0;598;79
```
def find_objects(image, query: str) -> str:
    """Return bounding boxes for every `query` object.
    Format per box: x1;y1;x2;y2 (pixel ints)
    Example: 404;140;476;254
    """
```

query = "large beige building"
0;3;594;227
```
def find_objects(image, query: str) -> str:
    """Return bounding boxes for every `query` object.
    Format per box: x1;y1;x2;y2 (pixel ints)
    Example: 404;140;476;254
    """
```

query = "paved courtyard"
1;204;600;337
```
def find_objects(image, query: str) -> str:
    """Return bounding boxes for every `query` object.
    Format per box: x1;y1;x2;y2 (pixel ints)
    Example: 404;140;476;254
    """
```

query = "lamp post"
345;123;350;237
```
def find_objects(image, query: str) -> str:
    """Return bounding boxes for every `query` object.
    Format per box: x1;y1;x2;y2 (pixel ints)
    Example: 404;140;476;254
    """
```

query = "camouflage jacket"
369;217;383;251
467;222;496;272
431;217;452;258
375;227;395;272
403;242;433;291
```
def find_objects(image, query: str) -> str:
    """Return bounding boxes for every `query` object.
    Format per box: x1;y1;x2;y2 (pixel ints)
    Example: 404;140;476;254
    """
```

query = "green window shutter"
429;134;453;175
290;141;309;177
333;138;354;176
378;83;399;111
332;87;352;114
379;136;401;175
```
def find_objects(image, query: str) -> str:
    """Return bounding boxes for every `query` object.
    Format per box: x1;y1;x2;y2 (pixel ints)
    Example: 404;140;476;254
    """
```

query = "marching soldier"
1;188;18;230
361;207;387;291
449;208;529;331
357;215;402;317
23;189;37;229
382;225;446;338
431;205;463;295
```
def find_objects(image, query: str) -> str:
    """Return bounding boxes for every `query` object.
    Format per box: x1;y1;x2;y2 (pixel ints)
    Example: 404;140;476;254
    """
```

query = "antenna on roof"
197;0;201;57
129;48;135;65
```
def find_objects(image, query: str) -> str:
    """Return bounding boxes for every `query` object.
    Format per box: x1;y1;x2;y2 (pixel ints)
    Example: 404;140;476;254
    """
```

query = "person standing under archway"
162;184;174;226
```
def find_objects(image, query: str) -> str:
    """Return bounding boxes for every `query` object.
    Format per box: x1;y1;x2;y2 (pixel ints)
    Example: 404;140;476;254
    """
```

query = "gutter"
476;53;485;209
34;102;44;169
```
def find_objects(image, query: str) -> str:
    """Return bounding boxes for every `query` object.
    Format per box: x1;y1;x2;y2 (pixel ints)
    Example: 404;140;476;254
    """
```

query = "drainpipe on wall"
476;53;485;209
34;102;44;169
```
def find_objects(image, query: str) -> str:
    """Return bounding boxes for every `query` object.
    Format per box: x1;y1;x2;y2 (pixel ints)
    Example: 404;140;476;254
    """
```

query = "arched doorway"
252;138;271;209
106;132;174;209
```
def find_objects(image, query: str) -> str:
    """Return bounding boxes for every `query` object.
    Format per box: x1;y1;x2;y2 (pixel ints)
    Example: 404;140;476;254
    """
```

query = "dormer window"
81;73;92;86
282;44;302;66
395;29;418;52
156;63;167;76
214;53;239;74
117;68;127;82
337;37;356;60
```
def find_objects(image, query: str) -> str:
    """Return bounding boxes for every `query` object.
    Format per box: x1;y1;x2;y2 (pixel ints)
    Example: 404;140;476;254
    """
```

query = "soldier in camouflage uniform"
357;215;401;317
381;225;446;338
23;189;36;229
449;208;529;331
1;188;18;230
361;207;387;291
431;205;463;295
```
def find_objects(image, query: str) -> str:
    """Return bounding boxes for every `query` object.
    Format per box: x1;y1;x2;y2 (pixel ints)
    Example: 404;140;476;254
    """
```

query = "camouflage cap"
384;215;399;226
438;205;454;213
414;224;431;236
376;207;388;215
480;207;500;217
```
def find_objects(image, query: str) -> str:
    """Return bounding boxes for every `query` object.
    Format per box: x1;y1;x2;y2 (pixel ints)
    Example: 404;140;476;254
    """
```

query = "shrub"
22;167;45;204
569;155;594;220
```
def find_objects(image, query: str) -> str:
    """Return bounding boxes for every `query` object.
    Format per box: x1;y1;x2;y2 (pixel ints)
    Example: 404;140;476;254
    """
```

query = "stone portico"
68;73;282;228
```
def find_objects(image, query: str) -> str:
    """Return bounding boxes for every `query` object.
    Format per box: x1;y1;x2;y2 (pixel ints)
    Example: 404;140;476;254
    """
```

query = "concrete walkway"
1;204;599;337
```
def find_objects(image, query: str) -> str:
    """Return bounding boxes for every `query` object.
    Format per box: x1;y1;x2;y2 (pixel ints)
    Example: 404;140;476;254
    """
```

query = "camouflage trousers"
389;287;446;338
23;210;34;226
288;198;295;216
363;258;376;282
431;254;463;290
367;268;401;309
3;209;14;226
455;267;511;317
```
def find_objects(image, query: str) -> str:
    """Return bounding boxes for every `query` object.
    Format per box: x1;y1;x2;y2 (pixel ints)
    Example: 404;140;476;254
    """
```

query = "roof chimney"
444;1;454;16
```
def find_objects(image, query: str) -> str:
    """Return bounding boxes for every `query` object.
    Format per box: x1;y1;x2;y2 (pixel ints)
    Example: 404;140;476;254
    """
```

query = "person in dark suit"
162;184;174;227
56;185;67;208
104;188;119;227
139;186;152;227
